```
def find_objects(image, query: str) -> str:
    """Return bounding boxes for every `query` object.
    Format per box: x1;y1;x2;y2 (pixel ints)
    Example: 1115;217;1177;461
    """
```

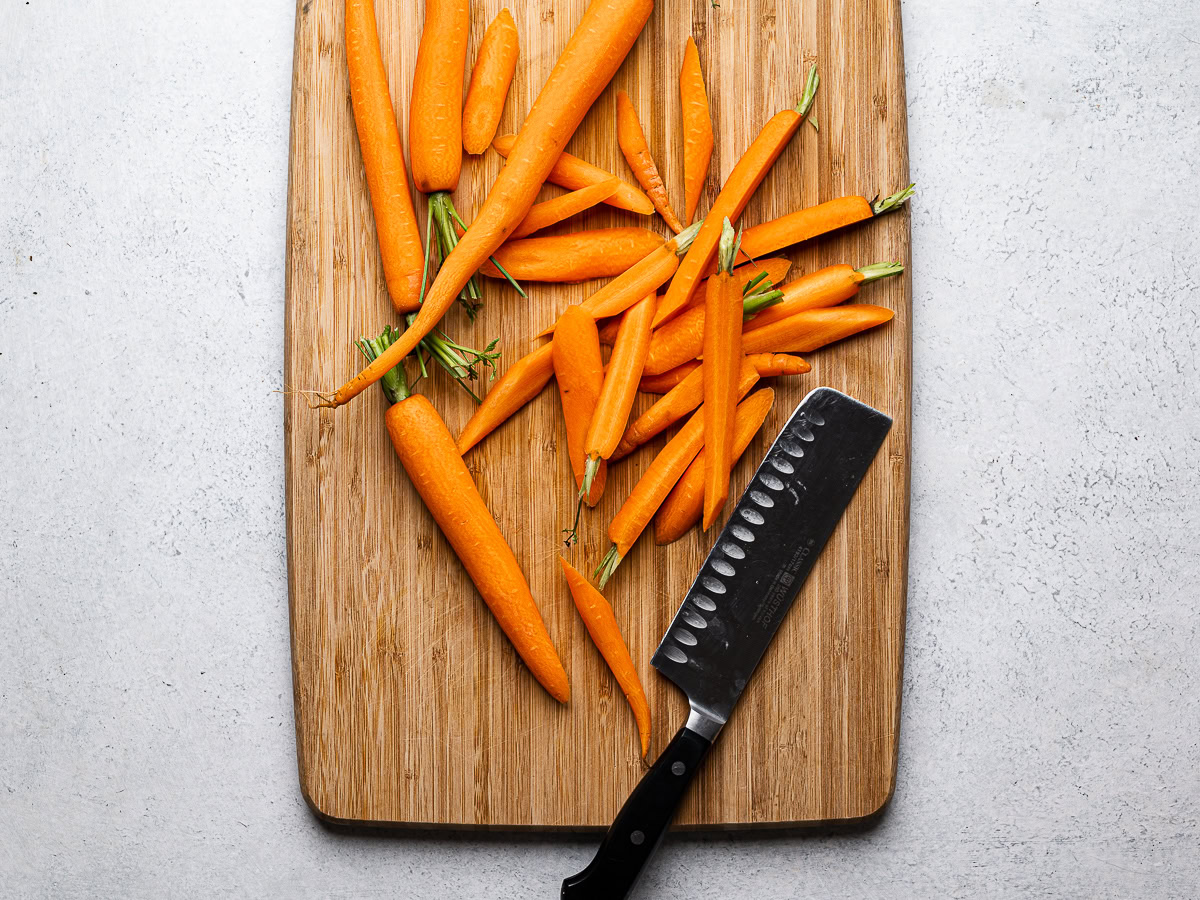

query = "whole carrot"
559;558;651;757
581;293;656;496
492;134;654;215
358;328;569;703
679;36;713;227
509;179;619;240
462;8;520;155
456;342;555;455
655;388;776;544
326;0;656;408
345;0;426;313
616;90;683;233
743;262;903;332
741;305;896;355
479;228;665;283
656;65;819;326
554;306;607;517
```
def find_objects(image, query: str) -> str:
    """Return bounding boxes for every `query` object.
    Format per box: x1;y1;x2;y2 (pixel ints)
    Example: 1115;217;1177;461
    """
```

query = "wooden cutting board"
284;0;910;829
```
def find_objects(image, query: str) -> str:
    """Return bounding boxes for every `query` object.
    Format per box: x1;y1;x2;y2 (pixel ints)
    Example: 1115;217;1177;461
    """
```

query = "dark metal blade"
651;387;892;730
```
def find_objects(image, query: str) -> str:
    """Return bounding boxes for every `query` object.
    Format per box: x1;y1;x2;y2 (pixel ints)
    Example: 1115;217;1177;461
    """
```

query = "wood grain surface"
285;0;910;829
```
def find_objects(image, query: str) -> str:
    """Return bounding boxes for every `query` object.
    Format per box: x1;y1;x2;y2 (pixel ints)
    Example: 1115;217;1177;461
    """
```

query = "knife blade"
562;387;892;899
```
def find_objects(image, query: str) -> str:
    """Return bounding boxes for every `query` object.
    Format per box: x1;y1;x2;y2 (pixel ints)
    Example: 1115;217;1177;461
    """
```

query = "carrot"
358;328;569;703
616;90;683;233
509;179;619;240
596;315;621;346
678;256;793;316
462;8;520;155
701;219;744;529
535;222;701;337
479;228;665;283
492;134;654;215
456;342;555;455
411;0;469;193
554;306;607;516
595;373;759;588
655;388;776;544
741;305;896;355
679;36;713;227
559;558;650;757
744;262;903;332
581;293;656;495
344;0;426;313
655;65;819;327
639;361;700;393
611;352;805;460
326;0;655;408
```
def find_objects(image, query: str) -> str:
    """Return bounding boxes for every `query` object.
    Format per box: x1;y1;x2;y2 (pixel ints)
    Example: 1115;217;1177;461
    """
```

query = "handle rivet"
630;830;645;845
671;762;686;776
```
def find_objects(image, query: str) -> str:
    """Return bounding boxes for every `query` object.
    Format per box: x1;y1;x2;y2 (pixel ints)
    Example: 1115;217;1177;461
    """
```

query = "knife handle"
561;725;712;900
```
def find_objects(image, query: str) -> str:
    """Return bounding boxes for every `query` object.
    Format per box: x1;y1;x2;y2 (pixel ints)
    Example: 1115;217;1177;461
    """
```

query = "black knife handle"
561;725;712;900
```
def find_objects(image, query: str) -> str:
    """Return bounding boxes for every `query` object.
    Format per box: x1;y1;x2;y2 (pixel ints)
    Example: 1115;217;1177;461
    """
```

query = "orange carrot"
611;352;804;460
741;305;896;355
655;387;776;544
581;293;656;494
554;307;607;510
559;558;651;756
358;329;569;703
656;65;819;326
410;0;469;193
701;219;743;528
344;0;426;313
479;228;665;283
596;315;621;347
616;90;683;233
679;37;713;227
509;179;619;240
744;262;903;332
492;133;654;215
326;0;655;408
462;8;520;155
595;375;759;587
456;342;555;455
639;361;700;393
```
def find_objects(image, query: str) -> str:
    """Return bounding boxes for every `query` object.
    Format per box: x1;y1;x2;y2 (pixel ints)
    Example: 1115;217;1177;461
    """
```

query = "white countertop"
3;0;1198;896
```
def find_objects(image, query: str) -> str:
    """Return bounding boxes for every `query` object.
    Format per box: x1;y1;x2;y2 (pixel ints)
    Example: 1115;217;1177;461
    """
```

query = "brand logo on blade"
750;543;811;630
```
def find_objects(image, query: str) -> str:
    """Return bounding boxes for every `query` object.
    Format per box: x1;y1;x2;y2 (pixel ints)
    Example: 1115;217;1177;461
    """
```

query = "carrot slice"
559;558;651;756
554;307;607;508
479;228;665;283
616;90;683;233
456;342;555;455
509;179;620;240
462;8;520;155
679;36;714;227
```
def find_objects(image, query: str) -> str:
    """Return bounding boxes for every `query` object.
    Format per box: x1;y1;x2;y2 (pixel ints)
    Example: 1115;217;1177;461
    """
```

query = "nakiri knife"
561;387;893;899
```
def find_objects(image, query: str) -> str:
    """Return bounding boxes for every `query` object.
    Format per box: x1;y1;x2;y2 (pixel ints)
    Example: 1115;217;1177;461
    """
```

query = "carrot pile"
319;4;915;754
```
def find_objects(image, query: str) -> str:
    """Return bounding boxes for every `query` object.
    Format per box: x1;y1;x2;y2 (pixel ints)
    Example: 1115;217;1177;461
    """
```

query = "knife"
561;387;893;899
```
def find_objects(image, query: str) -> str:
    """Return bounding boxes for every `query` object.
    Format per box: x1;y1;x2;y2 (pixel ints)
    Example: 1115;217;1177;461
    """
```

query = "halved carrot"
492;133;654;215
639;361;700;393
410;0;470;194
359;328;568;703
345;0;426;313
679;36;714;227
656;65;819;326
554;307;607;509
581;293;656;494
479;227;665;283
559;558;651;756
744;262;903;332
326;0;655;408
462;8;520;155
456;342;555;455
655;388;776;544
741;305;896;355
509;179;619;240
616;90;683;233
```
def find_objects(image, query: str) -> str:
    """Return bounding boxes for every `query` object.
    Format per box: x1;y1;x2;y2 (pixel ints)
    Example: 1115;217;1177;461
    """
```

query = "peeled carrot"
679;36;713;227
701;219;744;528
559;558;651;757
410;0;469;193
639;361;700;393
358;328;568;703
326;0;655;408
456;342;555;455
741;305;896;355
462;8;520;155
509;179;619;240
616;90;683;233
656;66;819;326
492;134;654;215
479;228;665;283
554;307;607;509
581;293;656;495
612;352;805;460
744;262;903;332
344;0;426;313
655;387;776;544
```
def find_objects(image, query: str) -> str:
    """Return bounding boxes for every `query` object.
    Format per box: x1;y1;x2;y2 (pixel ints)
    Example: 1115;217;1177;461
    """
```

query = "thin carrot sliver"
616;90;683;233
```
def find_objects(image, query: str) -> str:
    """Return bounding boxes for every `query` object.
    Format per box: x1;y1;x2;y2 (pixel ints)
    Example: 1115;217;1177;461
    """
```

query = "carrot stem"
594;545;623;587
355;326;412;404
856;261;905;283
872;183;915;215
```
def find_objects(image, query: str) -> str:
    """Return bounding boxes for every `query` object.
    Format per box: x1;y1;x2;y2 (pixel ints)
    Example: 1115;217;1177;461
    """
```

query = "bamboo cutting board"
285;0;910;828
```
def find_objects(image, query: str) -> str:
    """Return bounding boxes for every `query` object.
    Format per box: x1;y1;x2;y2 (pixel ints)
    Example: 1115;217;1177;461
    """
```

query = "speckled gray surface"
2;0;1198;897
